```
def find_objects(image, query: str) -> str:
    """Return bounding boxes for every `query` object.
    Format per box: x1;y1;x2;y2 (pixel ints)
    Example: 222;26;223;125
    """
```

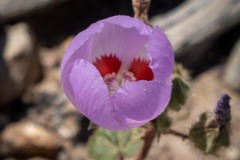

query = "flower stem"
165;129;189;140
135;125;156;160
132;0;151;25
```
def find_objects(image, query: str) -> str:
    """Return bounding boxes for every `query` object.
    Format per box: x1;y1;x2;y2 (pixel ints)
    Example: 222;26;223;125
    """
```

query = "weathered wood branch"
0;0;69;24
151;0;240;58
224;38;240;91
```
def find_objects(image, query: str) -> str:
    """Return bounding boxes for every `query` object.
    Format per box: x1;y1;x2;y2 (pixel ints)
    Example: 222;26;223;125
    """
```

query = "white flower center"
103;71;136;96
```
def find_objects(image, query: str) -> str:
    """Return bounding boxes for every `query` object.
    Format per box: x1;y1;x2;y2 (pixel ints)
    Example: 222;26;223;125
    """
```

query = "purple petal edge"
66;59;127;130
148;26;174;83
112;80;172;129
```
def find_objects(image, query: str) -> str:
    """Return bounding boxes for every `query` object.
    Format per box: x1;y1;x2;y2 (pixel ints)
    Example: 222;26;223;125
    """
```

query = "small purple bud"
214;94;231;127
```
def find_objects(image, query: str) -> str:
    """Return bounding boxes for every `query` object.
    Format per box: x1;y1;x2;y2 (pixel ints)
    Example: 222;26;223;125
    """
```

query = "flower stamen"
120;71;136;85
103;73;120;96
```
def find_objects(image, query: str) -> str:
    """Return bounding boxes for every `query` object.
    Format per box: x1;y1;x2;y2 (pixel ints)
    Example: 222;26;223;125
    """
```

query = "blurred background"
0;0;239;160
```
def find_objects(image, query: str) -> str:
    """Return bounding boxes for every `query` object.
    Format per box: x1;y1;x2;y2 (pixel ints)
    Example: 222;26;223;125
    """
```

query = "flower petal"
61;16;153;72
63;59;125;130
91;22;148;69
148;27;174;83
104;16;152;35
61;22;104;71
61;21;104;105
112;81;172;128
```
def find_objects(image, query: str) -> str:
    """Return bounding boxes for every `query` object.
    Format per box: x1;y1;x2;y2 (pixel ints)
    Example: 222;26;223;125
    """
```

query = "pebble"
0;121;62;158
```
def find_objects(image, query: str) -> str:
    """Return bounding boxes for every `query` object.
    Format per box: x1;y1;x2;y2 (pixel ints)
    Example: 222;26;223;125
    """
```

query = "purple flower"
61;16;174;130
214;94;231;127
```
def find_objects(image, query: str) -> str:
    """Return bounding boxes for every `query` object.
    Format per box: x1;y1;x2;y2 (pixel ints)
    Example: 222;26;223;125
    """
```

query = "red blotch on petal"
93;54;121;77
129;58;153;81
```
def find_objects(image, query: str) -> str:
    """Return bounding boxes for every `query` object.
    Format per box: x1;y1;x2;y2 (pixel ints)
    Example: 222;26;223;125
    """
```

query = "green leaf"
152;111;171;140
88;128;142;160
189;113;231;154
168;74;190;111
189;113;208;152
167;64;190;111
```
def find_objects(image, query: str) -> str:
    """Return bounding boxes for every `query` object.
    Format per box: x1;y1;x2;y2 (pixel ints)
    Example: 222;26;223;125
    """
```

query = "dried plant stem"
132;0;151;25
165;129;189;140
118;153;124;160
135;125;156;160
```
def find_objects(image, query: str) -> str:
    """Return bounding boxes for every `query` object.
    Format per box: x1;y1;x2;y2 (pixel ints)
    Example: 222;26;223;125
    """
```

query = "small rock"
22;57;82;140
38;36;73;68
0;23;42;107
0;121;61;158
